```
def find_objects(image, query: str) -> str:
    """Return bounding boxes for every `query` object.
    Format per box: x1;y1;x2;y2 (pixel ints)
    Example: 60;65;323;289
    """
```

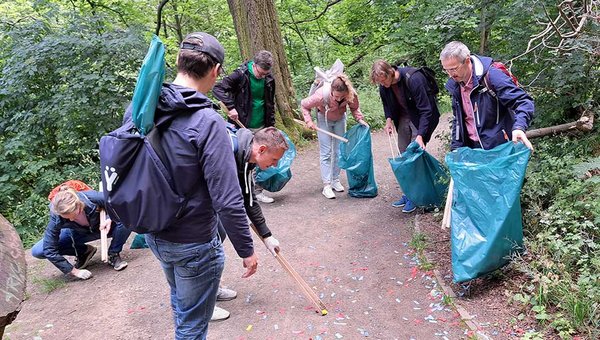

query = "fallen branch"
526;110;595;139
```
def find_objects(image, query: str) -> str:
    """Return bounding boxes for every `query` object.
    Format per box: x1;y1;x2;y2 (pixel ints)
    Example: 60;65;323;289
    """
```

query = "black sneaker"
108;253;128;271
75;245;97;269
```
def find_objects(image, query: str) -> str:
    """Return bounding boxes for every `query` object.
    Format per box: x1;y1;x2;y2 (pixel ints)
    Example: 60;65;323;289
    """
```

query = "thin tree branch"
281;0;342;25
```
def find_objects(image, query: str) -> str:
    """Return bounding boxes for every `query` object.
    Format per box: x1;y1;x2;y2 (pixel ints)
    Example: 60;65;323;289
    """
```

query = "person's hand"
512;129;533;151
306;120;317;130
71;268;92;280
415;135;426;150
241;252;258;278
358;119;369;128
228;108;239;121
384;120;394;135
263;236;280;257
100;217;112;233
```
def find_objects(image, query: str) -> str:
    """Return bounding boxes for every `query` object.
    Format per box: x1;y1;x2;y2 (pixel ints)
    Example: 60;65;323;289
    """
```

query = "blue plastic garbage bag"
131;35;165;135
446;142;531;282
255;131;296;192
388;141;449;207
130;234;148;249
339;125;378;198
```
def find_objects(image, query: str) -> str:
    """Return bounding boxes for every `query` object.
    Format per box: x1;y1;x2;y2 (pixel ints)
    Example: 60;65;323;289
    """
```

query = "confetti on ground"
274;324;279;330
395;298;401;303
335;333;343;339
246;324;252;331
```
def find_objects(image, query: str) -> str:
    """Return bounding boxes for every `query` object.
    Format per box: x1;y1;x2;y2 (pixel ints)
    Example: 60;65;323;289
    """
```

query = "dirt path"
6;120;473;340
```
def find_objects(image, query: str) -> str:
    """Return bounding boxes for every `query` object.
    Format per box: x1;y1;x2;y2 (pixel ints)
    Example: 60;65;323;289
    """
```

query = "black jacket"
378;66;440;144
213;62;276;128
234;128;272;238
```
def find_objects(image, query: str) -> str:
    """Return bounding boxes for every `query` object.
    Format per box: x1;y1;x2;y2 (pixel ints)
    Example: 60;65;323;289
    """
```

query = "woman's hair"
51;186;84;216
439;41;470;62
370;59;395;84
331;74;356;104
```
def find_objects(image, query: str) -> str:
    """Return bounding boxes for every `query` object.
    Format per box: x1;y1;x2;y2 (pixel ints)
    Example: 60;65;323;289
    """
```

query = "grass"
409;232;435;271
32;276;66;294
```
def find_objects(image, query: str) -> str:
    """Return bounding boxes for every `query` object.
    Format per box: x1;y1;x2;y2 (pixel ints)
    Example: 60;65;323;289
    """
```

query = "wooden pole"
98;182;109;262
218;101;246;129
249;223;327;315
441;179;454;230
293;118;348;143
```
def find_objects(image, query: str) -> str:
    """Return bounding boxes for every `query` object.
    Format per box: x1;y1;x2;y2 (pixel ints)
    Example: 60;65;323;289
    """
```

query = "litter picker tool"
441;179;454;230
249;222;328;316
293;118;348;143
218;101;246;129
98;182;109;262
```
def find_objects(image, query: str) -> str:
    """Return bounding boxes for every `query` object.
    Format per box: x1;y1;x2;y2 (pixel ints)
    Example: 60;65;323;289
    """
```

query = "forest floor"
5;114;540;340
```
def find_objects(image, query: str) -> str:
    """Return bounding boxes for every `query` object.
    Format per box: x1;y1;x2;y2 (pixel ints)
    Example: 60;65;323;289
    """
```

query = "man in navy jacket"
371;59;440;212
439;41;534;151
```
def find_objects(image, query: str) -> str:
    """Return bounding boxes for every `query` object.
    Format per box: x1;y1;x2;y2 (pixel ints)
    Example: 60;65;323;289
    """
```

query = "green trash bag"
130;234;148;249
255;131;296;192
338;125;378;198
131;35;165;135
446;142;531;282
388;141;449;207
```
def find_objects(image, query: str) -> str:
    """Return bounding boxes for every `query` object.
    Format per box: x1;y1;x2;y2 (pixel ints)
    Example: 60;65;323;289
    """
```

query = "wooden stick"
387;133;397;158
98;182;109;262
218;101;246;128
441;179;454;230
293;118;349;143
249;223;328;315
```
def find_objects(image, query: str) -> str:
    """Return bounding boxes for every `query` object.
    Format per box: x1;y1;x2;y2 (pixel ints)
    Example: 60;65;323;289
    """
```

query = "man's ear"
258;145;267;154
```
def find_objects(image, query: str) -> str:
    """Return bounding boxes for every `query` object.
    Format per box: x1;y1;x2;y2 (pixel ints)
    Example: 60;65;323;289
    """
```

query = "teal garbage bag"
131;35;165;135
339;125;378;198
446;142;531;282
255;131;296;192
388;141;449;207
130;234;148;249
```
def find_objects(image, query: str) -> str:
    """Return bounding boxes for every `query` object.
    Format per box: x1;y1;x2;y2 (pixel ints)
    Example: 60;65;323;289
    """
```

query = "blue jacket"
42;190;108;274
147;83;254;258
378;66;440;144
445;55;534;150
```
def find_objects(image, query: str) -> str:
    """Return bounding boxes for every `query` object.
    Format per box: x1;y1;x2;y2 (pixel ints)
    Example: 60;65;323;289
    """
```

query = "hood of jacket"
154;83;217;127
235;128;254;168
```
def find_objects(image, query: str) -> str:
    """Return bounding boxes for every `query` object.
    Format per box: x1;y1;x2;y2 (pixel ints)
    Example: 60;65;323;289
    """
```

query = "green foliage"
32;276;66;294
0;10;147;245
518;132;600;336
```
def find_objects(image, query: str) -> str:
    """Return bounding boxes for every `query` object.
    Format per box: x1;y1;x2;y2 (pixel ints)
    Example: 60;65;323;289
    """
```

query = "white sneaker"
217;287;237;301
331;180;345;192
322;185;336;199
256;192;274;203
210;306;230;322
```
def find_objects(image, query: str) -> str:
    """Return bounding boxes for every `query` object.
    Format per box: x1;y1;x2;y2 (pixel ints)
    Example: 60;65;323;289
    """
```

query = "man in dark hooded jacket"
135;32;258;340
439;41;534;151
213;127;288;320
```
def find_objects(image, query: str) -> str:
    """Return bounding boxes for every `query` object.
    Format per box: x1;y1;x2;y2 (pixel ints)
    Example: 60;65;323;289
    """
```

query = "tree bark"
526;110;595;138
227;0;300;132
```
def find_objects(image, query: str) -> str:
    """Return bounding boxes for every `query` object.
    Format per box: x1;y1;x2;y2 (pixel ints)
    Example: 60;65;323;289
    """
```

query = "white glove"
263;236;280;257
72;268;92;280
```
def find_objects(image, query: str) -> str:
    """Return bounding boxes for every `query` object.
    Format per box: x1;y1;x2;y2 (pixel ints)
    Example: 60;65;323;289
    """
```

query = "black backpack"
404;67;440;96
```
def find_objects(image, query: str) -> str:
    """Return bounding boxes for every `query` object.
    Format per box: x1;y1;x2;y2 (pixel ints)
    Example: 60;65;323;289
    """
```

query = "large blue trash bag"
255;131;296;192
131;35;165;135
388;141;449;207
339;125;378;198
446;142;531;282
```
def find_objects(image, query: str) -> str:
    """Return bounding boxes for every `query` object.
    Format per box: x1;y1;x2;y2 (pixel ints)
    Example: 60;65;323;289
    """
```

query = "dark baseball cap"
180;32;225;65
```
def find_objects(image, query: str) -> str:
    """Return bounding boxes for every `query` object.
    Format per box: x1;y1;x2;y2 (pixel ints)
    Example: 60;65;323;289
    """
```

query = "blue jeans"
31;225;131;259
317;113;346;184
145;233;225;340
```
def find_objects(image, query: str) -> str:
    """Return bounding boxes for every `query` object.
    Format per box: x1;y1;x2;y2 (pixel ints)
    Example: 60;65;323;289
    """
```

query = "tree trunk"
526;110;595;138
227;0;300;132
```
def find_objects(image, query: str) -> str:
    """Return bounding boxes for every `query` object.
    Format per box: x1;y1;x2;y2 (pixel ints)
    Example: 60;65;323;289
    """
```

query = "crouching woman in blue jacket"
31;186;131;280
